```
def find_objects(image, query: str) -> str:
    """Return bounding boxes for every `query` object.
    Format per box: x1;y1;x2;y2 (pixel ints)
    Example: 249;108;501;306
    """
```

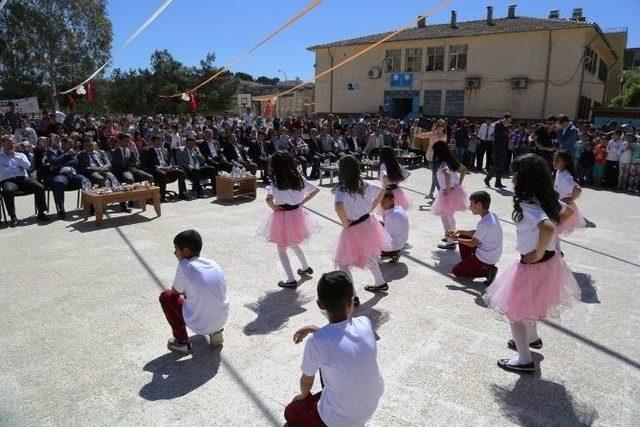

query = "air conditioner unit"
368;67;382;79
465;77;481;89
511;78;529;89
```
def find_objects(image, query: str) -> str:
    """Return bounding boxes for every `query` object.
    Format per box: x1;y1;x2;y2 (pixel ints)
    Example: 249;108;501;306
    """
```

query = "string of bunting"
159;0;325;100
59;0;174;95
271;0;452;103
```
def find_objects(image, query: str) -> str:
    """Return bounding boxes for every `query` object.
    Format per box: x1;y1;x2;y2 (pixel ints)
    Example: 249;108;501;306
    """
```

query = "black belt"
279;203;300;211
520;250;555;264
387;184;398;190
349;213;370;227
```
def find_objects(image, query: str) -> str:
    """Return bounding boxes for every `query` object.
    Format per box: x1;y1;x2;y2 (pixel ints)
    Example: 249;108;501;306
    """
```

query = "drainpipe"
327;47;334;114
541;30;553;119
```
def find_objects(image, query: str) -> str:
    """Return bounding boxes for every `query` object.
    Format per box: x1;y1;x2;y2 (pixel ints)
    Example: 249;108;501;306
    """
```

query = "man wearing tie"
111;133;154;184
198;129;232;173
176;136;217;198
142;135;188;202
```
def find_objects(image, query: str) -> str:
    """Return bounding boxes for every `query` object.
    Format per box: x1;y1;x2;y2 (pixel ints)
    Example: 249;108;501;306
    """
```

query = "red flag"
188;92;198;111
67;95;77;109
86;82;94;103
264;99;273;117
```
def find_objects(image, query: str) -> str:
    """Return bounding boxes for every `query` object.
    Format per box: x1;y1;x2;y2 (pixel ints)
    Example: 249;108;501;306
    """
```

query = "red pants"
159;289;188;343
284;392;325;427
452;244;493;278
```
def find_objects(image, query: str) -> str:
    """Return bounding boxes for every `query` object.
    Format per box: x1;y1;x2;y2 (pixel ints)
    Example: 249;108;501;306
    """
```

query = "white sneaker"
437;240;456;249
209;330;224;348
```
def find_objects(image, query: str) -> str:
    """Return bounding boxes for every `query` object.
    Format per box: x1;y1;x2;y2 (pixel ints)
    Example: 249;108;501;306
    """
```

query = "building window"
424;90;442;115
384;49;401;73
444;90;465;116
448;45;467;71
405;48;422;72
584;47;597;74
577;95;592;120
598;59;608;82
426;46;445;71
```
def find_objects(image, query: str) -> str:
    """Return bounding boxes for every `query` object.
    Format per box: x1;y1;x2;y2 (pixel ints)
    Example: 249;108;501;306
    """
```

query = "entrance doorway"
391;98;413;119
383;91;419;120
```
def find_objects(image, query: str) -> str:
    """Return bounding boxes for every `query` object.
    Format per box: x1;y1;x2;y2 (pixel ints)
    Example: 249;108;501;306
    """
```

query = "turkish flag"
86;82;94;104
188;92;198;111
264;99;273;117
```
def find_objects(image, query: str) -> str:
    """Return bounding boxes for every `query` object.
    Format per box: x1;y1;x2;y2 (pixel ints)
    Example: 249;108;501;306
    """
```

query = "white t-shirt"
619;142;632;164
554;170;577;199
436;163;459;189
473;212;503;265
379;164;410;185
382;206;409;251
335;183;382;221
267;179;317;205
515;202;555;255
606;139;623;161
173;257;229;335
301;316;384;427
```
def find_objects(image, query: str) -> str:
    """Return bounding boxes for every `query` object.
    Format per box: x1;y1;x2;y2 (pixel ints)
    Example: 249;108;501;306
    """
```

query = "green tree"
610;70;640;108
0;0;113;110
234;72;254;82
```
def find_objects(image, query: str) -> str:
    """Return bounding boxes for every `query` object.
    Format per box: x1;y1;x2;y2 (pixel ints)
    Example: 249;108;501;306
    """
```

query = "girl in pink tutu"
553;150;585;235
379;147;411;210
333;155;392;304
430;142;469;249
484;154;581;373
259;151;320;288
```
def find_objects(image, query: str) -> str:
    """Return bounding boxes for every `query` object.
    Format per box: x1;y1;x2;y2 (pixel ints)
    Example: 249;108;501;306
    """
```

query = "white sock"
441;215;456;238
509;321;533;365
527;320;540;343
368;258;385;286
291;245;310;270
554;236;562;253
277;247;295;282
339;264;356;295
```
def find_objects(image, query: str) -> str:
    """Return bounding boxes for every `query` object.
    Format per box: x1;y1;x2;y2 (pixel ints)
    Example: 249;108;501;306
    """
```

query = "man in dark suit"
221;133;258;175
142;135;188;202
484;114;512;189
111;133;153;184
175;136;217;198
198;129;233;173
305;128;325;180
44;137;90;218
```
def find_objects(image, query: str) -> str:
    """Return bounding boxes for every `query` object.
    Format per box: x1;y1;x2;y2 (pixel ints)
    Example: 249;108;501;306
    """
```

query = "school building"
308;5;625;121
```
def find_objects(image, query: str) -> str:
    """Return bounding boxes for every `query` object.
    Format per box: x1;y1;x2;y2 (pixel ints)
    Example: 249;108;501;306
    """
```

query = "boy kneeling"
160;230;230;354
449;191;502;285
285;271;384;427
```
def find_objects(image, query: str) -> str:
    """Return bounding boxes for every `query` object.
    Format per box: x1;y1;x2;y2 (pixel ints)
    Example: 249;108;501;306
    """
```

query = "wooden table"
361;162;380;179
216;175;257;201
319;164;339;186
82;187;161;225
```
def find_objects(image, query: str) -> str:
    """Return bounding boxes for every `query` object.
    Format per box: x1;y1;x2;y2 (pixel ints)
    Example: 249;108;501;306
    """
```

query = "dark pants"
476;140;490;170
452;243;493;278
85;171;119;187
183;166;217;196
604;160;619;189
50;174;87;208
159;289;188;343
235;160;258;175
485;145;507;186
118;168;154;184
152;167;187;200
207;158;233;173
284;392;325;427
0;176;47;217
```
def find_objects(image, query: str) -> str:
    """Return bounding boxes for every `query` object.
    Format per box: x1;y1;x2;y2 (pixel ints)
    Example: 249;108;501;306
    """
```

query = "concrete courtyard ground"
1;167;639;426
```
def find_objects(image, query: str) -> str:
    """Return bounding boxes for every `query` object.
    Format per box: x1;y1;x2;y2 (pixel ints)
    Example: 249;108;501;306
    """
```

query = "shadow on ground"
243;289;313;335
356;293;389;337
139;336;222;400
380;261;409;283
573;272;600;303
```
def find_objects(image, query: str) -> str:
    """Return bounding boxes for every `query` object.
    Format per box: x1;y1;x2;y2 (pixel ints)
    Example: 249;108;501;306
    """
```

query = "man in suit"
246;132;273;182
221;133;258;175
78;137;130;212
305;128;324;180
484;114;511;189
176;136;217;198
44;137;90;218
198;129;233;173
142;135;188;202
343;126;362;158
111;133;153;184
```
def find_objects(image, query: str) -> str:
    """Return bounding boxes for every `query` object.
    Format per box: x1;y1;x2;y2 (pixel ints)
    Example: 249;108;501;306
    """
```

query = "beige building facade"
309;6;618;121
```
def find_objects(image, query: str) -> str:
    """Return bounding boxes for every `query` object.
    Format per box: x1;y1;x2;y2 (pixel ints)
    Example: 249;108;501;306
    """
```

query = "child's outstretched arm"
293;375;315;401
293;325;319;344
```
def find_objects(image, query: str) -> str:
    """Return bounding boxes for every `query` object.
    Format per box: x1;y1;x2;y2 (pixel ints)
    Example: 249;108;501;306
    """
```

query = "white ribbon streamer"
0;0;9;13
60;0;173;94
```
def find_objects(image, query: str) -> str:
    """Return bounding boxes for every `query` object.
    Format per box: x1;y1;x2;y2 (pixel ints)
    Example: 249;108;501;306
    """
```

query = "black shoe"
364;283;389;293
507;338;543;351
495;183;506;189
120;203;131;213
179;193;193;201
561;251;565;258
160;197;167;203
9;217;17;228
37;212;49;222
353;296;360;307
497;358;535;373
484;266;498;286
57;210;66;220
484;177;491;187
297;267;313;276
277;280;298;289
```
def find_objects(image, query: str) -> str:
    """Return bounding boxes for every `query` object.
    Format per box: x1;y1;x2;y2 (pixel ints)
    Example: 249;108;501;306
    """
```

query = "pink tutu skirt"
431;185;469;217
392;187;411;210
556;202;586;235
258;208;317;247
332;217;393;268
483;252;581;322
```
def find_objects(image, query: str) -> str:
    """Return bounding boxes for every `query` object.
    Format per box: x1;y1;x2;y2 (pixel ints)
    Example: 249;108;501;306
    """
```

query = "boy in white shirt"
285;271;384;427
450;191;503;285
160;230;230;354
379;191;409;262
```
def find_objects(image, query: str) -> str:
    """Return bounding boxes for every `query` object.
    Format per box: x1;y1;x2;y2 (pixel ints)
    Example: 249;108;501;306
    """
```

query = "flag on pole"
188;92;198;111
86;82;94;104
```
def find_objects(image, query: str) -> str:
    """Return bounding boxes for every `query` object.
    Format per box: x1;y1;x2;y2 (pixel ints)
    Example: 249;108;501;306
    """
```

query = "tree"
234;72;254;82
0;0;112;110
256;76;280;86
610;70;640;108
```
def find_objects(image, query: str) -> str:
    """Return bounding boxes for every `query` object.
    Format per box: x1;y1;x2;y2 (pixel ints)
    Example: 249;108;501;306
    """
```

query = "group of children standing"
158;143;587;425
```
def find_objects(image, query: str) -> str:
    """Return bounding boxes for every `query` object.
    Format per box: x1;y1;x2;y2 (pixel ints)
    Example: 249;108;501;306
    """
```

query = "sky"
106;0;640;80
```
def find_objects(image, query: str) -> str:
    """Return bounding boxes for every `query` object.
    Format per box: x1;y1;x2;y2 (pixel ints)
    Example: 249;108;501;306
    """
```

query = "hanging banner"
0;97;40;114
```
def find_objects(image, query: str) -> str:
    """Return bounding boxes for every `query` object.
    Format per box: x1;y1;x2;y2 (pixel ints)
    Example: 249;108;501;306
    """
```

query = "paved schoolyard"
1;168;639;426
